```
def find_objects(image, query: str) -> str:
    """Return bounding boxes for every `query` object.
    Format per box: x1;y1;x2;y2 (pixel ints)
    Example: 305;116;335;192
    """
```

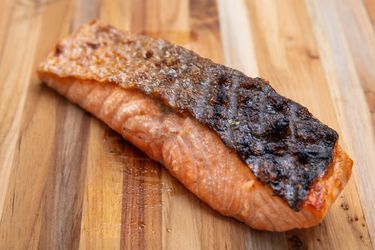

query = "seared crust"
39;21;342;210
303;145;352;215
38;74;353;231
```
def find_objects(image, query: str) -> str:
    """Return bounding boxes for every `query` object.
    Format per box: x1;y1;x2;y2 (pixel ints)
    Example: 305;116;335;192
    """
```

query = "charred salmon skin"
38;21;353;231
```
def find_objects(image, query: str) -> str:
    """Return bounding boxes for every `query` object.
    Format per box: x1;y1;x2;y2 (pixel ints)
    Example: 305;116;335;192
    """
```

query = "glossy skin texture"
38;74;352;231
39;21;339;209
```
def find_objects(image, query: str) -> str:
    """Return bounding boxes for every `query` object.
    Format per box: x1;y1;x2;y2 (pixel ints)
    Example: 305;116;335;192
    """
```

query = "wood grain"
364;0;375;30
306;0;375;244
0;0;374;249
245;0;371;248
217;1;289;249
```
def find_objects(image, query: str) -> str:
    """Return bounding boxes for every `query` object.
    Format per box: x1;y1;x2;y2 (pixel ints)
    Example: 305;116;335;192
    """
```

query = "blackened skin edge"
121;38;338;210
47;24;339;210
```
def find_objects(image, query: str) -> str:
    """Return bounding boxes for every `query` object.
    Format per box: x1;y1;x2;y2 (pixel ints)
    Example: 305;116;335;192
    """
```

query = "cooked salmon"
38;21;353;231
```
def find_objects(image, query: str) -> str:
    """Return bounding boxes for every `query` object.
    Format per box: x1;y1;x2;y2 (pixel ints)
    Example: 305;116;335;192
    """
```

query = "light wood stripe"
185;1;250;249
156;1;202;249
0;1;42;220
78;1;128;249
245;0;372;248
217;0;259;76
78;122;124;250
0;0;15;62
217;0;290;249
306;0;375;244
0;0;73;248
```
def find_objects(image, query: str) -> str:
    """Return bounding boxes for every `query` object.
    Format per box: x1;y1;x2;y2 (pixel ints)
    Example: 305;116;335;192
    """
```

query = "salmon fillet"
38;21;353;231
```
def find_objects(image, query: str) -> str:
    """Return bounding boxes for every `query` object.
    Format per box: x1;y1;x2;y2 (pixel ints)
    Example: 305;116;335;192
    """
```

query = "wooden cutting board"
0;0;374;249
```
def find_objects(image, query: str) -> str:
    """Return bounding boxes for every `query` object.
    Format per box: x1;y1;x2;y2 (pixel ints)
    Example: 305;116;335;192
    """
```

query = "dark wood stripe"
119;136;162;250
189;0;252;249
38;96;90;250
119;1;163;249
363;0;375;31
38;0;101;248
190;0;223;59
129;0;147;34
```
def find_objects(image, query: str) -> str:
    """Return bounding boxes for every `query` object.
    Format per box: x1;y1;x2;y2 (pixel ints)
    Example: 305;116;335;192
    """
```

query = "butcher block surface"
0;0;375;249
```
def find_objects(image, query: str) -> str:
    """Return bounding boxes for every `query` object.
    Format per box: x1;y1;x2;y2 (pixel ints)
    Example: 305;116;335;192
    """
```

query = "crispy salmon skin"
38;21;353;231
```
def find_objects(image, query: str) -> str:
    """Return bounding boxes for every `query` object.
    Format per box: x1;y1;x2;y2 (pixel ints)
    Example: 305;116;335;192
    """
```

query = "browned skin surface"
38;73;352;231
38;21;341;209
